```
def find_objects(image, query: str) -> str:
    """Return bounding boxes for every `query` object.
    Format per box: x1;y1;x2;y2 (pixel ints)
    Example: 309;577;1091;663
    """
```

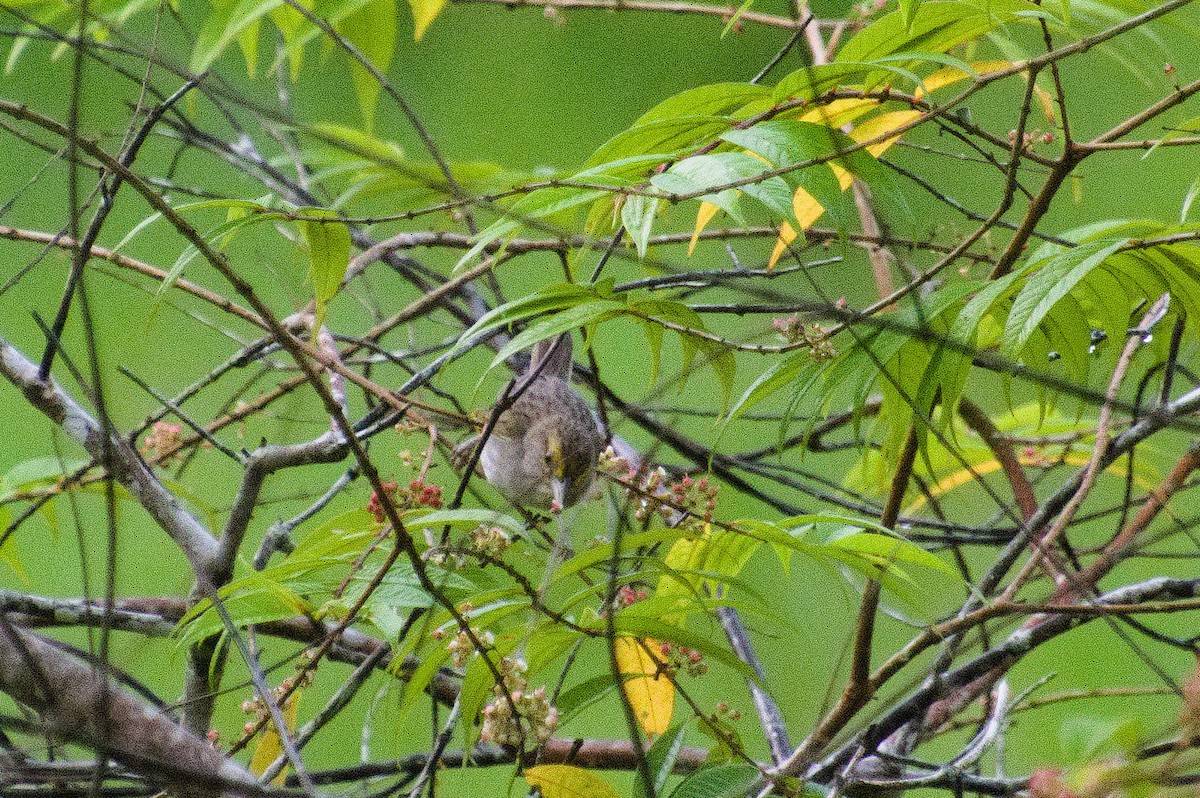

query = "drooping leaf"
525;766;624;798
634;722;691;798
623;194;662;258
407;0;447;39
295;207;351;332
191;0;283;74
248;687;301;785
337;0;397;129
666;763;761;798
615;637;675;736
635;83;769;126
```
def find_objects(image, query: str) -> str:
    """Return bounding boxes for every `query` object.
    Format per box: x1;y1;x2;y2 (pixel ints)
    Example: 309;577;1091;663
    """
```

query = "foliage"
2;0;1200;797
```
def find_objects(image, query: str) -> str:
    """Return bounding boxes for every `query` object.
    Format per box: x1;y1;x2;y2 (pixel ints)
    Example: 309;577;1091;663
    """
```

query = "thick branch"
0;619;256;798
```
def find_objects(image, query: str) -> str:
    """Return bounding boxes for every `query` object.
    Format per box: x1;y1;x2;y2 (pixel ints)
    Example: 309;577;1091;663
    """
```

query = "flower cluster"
713;701;743;722
424;523;512;570
1007;128;1055;152
667;475;717;523
479;657;559;747
141;421;183;463
366;478;443;522
433;624;495;670
599;446;720;533
1028;769;1076;798
772;315;837;361
616;585;649;607
660;641;708;678
237;667;314;737
469;524;512;559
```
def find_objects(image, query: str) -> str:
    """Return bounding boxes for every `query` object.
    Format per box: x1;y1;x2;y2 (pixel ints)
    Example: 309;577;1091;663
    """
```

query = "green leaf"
296;207;351;332
587;116;734;168
651;152;793;222
191;0;283;74
158;213;273;299
720;351;826;437
490;299;628;368
899;0;923;30
0;457;89;501
772;63;873;104
556;673;622;722
1001;238;1128;361
269;0;309;80
601;612;758;681
456;281;614;350
835;1;1044;66
635;722;692;798
1060;716;1142;765
310;122;407;162
721;0;756;37
459;186;608;270
667;763;761;798
337;0;396;130
635;83;769;126
404;507;526;536
622;194;661;258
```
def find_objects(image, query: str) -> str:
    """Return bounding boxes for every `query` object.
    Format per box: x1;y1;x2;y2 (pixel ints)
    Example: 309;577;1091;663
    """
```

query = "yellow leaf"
615;637;674;736
912;59;1013;99
408;0;447;40
688;201;722;256
905;452;1156;513
829;163;854;191
768;223;797;271
792;184;825;229
799;98;879;128
249;690;302;786
525;764;624;798
1033;83;1057;125
849;110;924;157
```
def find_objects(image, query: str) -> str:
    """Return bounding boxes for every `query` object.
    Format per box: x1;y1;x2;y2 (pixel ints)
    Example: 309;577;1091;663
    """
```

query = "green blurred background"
1;0;1198;792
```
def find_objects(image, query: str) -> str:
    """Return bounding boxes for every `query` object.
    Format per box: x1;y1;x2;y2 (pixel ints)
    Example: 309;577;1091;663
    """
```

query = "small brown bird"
457;334;603;512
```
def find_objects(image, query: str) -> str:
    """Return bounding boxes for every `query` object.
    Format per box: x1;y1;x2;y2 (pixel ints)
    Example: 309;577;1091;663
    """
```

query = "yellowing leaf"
688;201;722;256
525;764;624;798
829;163;854;191
408;0;447;40
1033;83;1057;125
906;452;1156;513
913;59;1013;99
799;98;879;128
791;184;826;228
615;637;674;736
249;689;301;786
769;222;798;271
849;110;924;158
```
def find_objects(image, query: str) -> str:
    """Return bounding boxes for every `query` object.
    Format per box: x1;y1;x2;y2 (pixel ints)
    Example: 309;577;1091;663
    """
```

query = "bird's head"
539;428;596;512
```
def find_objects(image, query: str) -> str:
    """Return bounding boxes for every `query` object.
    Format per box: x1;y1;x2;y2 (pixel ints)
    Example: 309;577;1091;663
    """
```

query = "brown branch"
958;398;1037;522
1051;441;1200;604
0;619;257;798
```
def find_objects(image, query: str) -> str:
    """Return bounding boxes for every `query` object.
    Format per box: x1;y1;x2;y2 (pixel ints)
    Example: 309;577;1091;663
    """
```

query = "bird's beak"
550;475;571;513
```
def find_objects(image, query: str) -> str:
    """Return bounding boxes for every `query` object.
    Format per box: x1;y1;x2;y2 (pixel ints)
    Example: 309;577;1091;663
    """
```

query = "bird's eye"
544;451;554;464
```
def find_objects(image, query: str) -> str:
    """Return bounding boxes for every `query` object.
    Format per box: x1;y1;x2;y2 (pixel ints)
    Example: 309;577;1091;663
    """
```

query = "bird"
455;333;604;513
